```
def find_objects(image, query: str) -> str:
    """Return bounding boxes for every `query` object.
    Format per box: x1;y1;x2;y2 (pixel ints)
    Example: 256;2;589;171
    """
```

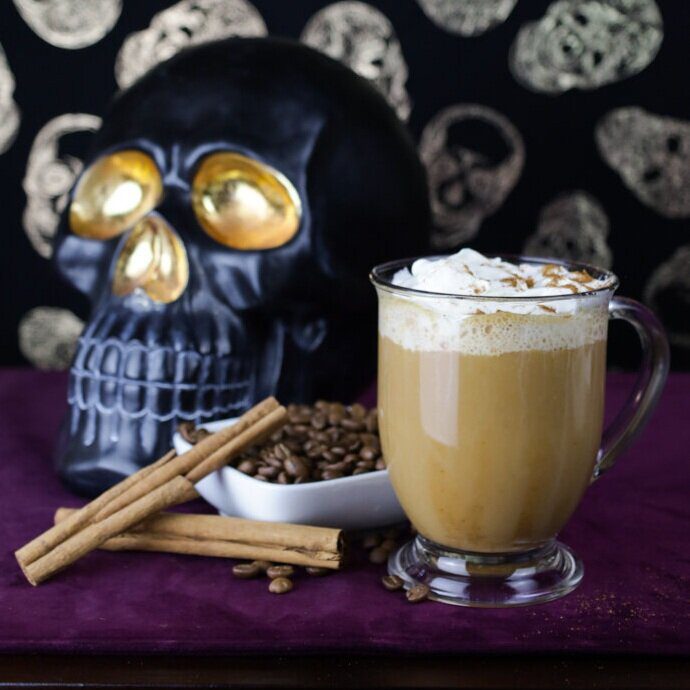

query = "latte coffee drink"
377;249;612;554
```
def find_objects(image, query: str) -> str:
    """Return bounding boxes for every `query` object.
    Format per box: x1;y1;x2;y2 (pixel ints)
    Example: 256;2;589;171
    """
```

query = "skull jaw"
54;303;284;496
55;412;178;496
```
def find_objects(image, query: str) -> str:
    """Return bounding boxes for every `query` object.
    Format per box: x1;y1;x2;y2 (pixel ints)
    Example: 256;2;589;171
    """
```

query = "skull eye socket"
69;150;163;240
191;152;301;250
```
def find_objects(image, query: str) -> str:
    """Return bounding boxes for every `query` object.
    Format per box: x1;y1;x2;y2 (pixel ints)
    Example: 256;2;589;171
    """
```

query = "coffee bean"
311;413;327;430
266;456;283;469
266;564;295;579
375;458;386;471
253;475;268;482
381;575;404;591
380;538;397;552
362;534;381;550
305;566;330;577
257;465;279;479
356;459;374;472
341;418;364;431
274;443;290;460
277;471;289;484
284;456;309;479
232;562;261;579
360;446;379;462
252;560;272;572
349;403;367;419
237;459;256;475
330;446;346;457
369;547;389;565
365;414;379;433
406;584;430;603
352;468;368;475
328;412;344;426
322;469;344;480
178;421;210;444
269;577;293;594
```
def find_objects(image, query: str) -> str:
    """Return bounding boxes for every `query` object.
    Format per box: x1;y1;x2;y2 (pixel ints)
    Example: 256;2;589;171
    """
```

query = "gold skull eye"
191;152;302;250
69;150;163;240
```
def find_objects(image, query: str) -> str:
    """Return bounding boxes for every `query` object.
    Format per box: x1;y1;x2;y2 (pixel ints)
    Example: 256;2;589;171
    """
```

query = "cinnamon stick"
55;508;344;570
14;449;178;569
16;397;287;585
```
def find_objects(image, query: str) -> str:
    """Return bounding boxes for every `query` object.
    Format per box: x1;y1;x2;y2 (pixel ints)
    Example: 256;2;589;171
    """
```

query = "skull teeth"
69;336;252;422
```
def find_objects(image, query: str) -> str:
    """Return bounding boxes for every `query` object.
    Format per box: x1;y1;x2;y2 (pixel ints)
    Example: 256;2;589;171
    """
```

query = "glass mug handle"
592;296;670;481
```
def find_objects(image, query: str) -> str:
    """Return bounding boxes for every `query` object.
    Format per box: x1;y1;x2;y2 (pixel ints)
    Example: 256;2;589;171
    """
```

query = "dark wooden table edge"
1;652;689;689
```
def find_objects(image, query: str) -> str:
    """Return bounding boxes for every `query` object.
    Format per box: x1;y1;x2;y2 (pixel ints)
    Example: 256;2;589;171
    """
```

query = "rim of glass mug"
369;254;619;301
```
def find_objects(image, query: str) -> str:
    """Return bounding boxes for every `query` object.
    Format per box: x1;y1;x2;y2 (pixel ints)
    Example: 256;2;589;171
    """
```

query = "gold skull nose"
112;215;189;303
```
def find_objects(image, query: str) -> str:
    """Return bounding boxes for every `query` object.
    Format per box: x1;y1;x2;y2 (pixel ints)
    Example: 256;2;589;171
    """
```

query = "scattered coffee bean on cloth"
406;583;430;603
381;574;404;591
269;577;293;594
227;401;384;483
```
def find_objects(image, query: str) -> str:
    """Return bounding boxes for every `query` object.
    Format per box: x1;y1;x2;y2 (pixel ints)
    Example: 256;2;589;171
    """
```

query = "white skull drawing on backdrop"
510;0;663;94
301;1;411;121
13;0;122;49
115;0;267;88
523;191;613;269
22;113;102;259
420;104;525;248
644;246;690;348
416;0;517;36
0;43;20;155
19;307;84;370
596;107;690;218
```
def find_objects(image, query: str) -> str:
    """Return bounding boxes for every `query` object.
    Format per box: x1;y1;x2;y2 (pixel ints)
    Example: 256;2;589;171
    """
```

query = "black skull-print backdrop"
1;0;689;369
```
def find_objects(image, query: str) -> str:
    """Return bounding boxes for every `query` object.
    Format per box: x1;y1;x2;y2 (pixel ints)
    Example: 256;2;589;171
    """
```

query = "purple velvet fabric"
0;369;688;655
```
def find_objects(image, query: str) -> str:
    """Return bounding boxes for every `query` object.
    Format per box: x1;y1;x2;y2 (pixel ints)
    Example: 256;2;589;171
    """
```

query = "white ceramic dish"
173;417;405;530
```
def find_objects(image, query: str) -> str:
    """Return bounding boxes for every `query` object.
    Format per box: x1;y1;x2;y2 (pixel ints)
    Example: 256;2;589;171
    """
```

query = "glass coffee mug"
371;256;669;607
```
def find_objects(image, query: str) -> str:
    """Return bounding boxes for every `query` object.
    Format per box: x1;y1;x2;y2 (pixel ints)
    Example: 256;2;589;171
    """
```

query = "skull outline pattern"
18;306;84;370
22;113;102;259
416;0;517;37
0;43;20;155
523;190;613;269
13;0;122;49
301;1;411;121
596;107;690;218
644;246;690;348
509;0;663;94
420;103;525;248
115;0;267;89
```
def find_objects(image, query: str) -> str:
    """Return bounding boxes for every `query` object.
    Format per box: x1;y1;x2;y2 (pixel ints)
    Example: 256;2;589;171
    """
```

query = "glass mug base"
388;535;583;608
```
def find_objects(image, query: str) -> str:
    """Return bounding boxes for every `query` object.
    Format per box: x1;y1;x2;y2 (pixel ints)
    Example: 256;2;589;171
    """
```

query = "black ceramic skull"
52;38;429;496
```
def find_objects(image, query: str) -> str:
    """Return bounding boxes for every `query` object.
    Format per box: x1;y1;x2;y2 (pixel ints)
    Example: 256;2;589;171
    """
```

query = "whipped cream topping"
392;248;611;299
380;249;613;355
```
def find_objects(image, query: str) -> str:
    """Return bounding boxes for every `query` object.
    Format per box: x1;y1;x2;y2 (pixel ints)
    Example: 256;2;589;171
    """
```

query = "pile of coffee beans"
229;401;384;484
231;559;331;594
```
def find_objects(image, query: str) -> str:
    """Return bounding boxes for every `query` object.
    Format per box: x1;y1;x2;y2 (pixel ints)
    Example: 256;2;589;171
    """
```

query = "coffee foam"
379;296;608;355
381;249;612;355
